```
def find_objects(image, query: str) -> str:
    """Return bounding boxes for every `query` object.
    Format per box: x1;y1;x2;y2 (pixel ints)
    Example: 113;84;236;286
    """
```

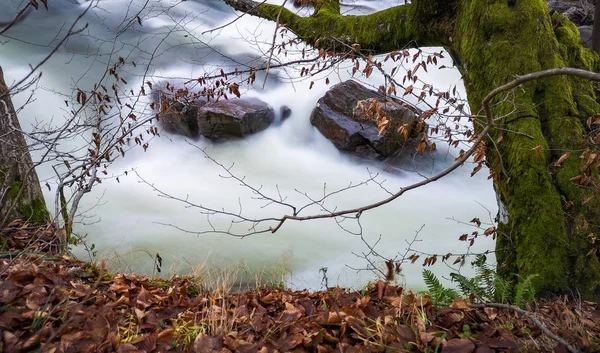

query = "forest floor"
1;221;599;353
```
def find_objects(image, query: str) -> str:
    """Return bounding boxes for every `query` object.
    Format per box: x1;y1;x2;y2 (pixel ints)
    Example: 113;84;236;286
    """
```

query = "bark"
0;66;50;226
593;0;600;54
454;1;600;300
225;0;600;300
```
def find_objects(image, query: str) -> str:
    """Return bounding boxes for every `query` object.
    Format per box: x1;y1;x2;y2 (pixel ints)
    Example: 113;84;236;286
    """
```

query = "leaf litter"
1;222;599;353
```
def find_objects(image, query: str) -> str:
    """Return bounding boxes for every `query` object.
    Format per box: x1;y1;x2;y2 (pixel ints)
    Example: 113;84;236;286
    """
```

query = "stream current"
1;0;498;290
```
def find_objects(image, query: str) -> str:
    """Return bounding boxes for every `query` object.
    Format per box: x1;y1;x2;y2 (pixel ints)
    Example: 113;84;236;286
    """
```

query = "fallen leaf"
441;339;475;353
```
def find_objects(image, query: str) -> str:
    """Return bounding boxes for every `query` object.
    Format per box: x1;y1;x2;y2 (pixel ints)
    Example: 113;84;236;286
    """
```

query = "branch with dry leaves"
144;68;600;244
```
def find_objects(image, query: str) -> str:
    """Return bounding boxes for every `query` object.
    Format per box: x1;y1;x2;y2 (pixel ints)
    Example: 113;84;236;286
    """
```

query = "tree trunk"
0;66;50;226
225;0;600;300
454;0;600;300
592;0;600;54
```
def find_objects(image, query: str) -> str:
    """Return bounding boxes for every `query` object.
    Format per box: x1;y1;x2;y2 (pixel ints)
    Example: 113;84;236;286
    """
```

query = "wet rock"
547;1;594;26
159;101;202;138
159;98;275;140
579;25;593;48
355;145;381;159
564;6;593;26
310;80;423;159
547;0;576;14
197;98;275;139
280;105;292;122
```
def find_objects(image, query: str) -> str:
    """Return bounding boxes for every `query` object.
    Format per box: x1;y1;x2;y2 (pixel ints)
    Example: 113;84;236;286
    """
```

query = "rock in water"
310;80;423;158
159;101;201;138
159;98;275;140
280;105;292;122
547;1;594;26
197;98;275;139
579;25;593;49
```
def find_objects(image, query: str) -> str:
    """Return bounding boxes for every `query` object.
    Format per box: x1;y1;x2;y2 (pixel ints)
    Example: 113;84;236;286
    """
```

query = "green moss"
496;118;568;293
149;278;175;290
5;179;50;224
454;0;600;297
546;117;584;150
0;235;7;251
574;94;599;120
7;181;21;200
257;2;447;53
314;0;340;15
553;12;600;71
16;197;50;224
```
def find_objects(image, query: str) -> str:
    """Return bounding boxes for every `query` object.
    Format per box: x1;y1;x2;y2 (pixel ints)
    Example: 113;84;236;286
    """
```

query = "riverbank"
1;222;599;353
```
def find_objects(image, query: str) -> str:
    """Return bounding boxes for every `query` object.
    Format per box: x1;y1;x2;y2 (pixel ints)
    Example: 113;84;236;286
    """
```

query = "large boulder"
159;98;275;140
310;80;423;158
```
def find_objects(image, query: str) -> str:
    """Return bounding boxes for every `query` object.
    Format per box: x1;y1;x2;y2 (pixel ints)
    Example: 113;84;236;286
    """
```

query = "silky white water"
1;0;498;290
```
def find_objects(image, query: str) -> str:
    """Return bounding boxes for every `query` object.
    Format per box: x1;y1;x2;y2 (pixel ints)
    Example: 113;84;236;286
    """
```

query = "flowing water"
1;0;498;290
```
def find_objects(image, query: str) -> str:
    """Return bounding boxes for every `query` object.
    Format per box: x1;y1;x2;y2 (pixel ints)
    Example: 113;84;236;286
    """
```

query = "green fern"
513;274;539;307
473;255;496;300
491;272;513;303
449;272;483;299
449;255;518;304
423;269;442;293
422;269;458;306
423;258;537;308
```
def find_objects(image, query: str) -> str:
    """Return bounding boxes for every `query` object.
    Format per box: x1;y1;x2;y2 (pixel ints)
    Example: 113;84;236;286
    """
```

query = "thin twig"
469;303;581;353
262;0;288;89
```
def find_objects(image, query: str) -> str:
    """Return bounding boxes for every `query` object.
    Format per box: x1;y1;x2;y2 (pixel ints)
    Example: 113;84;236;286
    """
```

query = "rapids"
1;0;497;290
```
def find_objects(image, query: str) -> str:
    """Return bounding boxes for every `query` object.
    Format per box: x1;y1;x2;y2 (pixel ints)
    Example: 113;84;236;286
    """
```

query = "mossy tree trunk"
0;66;50;226
225;0;600;299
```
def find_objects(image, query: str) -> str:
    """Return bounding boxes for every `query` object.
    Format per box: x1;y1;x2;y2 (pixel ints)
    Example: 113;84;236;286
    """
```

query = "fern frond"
450;272;482;300
514;274;539;307
423;269;444;294
422;269;457;306
492;272;513;303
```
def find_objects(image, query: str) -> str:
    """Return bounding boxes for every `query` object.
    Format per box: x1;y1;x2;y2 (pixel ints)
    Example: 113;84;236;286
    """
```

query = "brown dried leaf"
437;309;465;326
194;335;223;353
415;314;435;344
484;307;498;320
441;339;475;353
279;302;304;322
554;152;571;167
450;299;470;310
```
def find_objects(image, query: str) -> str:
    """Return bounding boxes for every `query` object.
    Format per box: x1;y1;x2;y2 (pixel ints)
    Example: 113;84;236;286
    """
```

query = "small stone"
280;105;292;121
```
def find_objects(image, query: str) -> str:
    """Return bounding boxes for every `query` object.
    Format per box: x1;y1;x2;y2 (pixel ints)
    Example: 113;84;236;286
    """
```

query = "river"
1;0;497;290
